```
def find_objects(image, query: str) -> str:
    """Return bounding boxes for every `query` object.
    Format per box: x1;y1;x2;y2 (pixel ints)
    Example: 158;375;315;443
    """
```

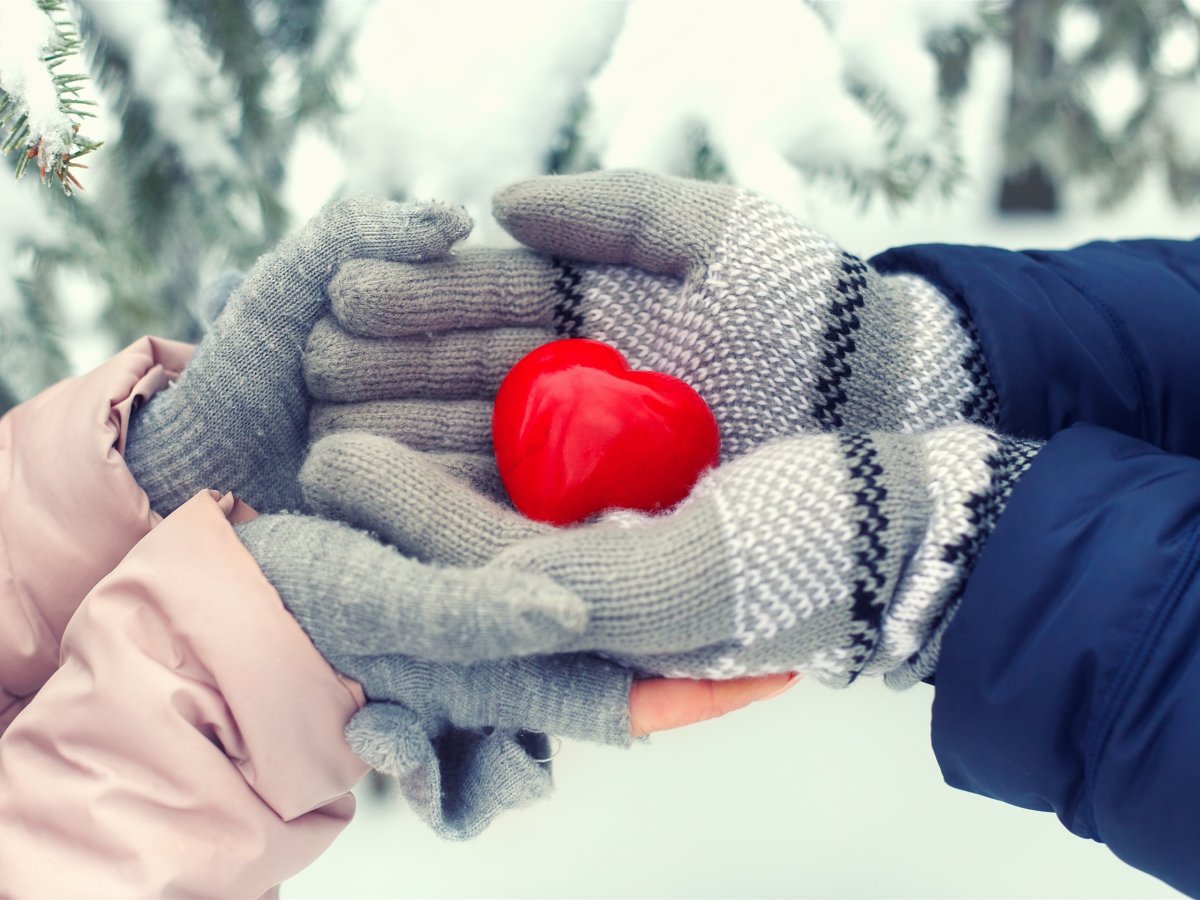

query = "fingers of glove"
493;169;737;279
344;702;429;778
329;248;564;337
346;705;553;840
236;514;584;662
342;653;633;746
426;451;509;503
304;315;552;402
300;432;548;565
309;399;494;452
423;728;555;839
301;432;742;661
296;197;472;274
229;199;471;323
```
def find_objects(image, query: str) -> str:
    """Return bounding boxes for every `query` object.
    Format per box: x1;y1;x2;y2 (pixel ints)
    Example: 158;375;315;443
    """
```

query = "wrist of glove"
298;425;1041;688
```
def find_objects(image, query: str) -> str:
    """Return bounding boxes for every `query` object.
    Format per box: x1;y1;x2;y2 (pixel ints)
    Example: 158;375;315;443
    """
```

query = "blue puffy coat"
872;238;1200;896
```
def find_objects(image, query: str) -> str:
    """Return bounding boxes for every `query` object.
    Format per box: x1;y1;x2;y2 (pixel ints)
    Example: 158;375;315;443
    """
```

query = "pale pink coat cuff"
0;490;369;898
0;337;193;730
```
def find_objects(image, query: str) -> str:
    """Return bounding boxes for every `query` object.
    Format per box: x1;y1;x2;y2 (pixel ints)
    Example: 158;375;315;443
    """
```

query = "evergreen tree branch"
0;0;100;194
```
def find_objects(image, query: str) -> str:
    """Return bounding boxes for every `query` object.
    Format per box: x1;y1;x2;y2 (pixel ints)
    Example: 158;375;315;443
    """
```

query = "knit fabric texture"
340;651;634;839
492;170;999;441
299;427;1041;689
120;197;595;839
124;196;472;515
347;705;555;840
234;513;585;663
233;510;631;839
300;171;999;480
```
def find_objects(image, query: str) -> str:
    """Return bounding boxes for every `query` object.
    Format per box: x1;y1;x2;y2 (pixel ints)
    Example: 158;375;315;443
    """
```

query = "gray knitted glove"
124;196;472;515
233;509;631;840
116;199;607;838
301;170;998;481
341;651;633;839
350;710;556;840
339;654;633;840
299;427;1040;688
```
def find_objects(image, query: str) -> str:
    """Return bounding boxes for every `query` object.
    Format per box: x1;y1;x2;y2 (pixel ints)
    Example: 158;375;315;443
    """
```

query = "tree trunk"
998;0;1061;213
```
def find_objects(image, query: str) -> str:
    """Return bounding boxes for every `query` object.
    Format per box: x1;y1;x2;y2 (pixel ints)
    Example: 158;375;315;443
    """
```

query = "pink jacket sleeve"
0;490;369;897
0;337;192;731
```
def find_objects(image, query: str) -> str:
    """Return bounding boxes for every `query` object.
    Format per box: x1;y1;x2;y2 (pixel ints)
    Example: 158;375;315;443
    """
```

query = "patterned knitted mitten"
302;170;997;479
124;197;471;515
299;427;1041;688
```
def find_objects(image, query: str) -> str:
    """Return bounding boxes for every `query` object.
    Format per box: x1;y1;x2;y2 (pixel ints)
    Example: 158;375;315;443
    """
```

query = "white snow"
1085;57;1145;137
1057;4;1102;64
333;0;626;239
1161;81;1200;166
824;0;947;147
584;1;884;214
0;172;55;315
0;169;63;399
0;0;73;160
302;0;984;232
1156;19;1200;77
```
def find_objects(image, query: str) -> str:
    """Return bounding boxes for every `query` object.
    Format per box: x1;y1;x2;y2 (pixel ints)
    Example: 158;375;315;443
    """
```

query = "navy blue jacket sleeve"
933;424;1200;896
871;239;1200;456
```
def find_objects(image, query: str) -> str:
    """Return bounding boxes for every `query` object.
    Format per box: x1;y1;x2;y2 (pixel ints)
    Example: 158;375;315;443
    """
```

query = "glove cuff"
123;319;310;516
124;385;217;516
123;362;307;516
877;270;1000;430
876;430;1041;688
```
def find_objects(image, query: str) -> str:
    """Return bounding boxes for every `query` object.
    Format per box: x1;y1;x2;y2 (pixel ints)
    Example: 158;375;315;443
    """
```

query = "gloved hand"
124;196;472;515
236;501;789;839
297;426;1041;689
333;655;630;840
120;197;605;837
233;428;795;838
301;170;998;484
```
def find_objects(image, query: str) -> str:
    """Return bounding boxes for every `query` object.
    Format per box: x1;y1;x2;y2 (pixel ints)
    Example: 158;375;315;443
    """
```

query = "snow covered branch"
0;0;99;193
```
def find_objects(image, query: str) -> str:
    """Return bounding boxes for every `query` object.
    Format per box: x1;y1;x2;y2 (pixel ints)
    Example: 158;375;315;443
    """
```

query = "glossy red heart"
492;338;720;526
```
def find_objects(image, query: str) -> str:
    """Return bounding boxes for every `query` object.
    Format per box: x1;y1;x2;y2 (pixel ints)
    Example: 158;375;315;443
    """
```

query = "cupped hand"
125;196;472;515
298;426;1038;686
301;170;995;492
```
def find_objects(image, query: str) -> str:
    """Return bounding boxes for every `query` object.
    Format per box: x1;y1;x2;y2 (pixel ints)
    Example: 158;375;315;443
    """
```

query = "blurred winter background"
1;0;1197;896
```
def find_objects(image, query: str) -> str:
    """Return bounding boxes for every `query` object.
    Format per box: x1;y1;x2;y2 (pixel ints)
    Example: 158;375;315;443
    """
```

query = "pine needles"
0;0;100;194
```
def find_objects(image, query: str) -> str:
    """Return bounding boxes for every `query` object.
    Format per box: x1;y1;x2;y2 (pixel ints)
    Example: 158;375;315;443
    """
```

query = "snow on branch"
0;0;99;193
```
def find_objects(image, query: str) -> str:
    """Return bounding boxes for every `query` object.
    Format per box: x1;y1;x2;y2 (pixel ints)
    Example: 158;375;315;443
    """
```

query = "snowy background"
3;0;1199;896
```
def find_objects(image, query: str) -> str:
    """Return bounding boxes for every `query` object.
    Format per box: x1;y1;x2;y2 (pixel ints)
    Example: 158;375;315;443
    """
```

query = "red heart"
492;338;721;526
